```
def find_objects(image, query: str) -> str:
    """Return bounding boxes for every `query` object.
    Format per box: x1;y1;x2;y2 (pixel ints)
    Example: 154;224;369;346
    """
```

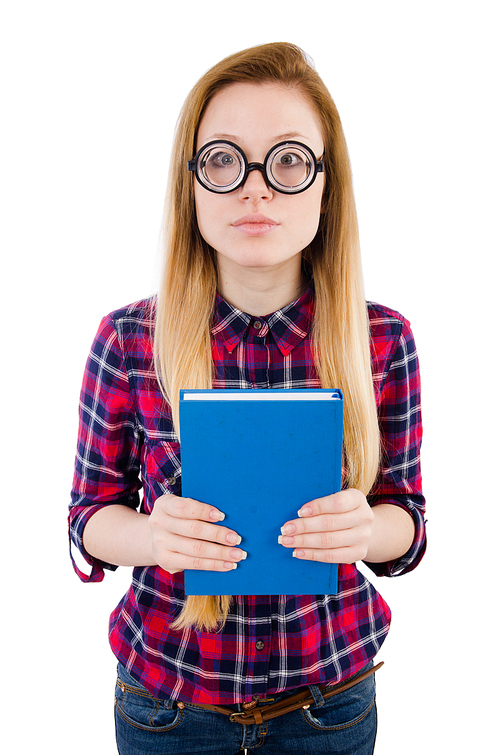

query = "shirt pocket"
142;441;182;512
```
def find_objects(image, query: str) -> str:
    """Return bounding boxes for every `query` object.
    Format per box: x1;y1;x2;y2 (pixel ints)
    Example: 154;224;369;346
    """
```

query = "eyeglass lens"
198;142;315;192
202;145;244;189
267;144;312;190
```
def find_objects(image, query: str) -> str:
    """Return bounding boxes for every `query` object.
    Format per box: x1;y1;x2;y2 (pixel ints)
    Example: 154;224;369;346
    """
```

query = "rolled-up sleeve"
366;316;426;577
68;315;142;582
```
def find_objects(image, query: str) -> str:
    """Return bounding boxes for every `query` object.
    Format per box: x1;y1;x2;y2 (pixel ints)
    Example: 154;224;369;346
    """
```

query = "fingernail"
224;562;237;569
226;533;242;545
281;524;295;535
292;550;305;558
232;549;248;560
298;506;312;518
210;510;225;521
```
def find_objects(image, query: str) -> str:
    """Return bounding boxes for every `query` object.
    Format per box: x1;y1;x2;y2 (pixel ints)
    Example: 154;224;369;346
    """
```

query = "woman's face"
193;82;325;282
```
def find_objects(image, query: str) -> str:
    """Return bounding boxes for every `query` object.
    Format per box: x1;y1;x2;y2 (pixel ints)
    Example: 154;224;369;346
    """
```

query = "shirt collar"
211;280;315;356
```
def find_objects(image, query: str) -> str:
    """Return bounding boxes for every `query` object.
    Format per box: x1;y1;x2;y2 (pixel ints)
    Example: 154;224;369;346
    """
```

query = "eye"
278;152;302;167
201;145;243;188
208;151;236;168
269;144;314;190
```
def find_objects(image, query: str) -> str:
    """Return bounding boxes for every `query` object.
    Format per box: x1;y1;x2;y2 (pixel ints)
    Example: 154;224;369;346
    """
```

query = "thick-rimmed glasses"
188;140;324;194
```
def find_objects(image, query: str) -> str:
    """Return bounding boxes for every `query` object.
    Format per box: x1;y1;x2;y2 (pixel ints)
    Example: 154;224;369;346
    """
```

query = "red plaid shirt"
69;284;426;704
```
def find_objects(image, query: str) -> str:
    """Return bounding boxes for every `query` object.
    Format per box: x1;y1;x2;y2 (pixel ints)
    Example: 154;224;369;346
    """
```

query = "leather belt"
179;661;383;726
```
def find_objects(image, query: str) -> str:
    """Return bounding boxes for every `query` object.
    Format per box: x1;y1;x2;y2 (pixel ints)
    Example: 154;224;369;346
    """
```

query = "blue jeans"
115;661;377;754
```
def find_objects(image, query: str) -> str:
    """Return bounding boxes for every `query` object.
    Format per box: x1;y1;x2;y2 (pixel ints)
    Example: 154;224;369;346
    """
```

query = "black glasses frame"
188;140;325;194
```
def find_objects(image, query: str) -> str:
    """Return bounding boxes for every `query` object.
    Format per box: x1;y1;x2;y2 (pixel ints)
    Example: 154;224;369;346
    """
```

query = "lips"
232;214;279;236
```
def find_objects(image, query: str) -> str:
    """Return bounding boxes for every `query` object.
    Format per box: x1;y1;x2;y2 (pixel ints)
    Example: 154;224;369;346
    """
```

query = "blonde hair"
154;43;380;632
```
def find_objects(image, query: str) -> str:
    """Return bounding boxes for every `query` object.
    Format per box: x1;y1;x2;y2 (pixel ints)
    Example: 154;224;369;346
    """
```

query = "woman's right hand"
148;493;247;574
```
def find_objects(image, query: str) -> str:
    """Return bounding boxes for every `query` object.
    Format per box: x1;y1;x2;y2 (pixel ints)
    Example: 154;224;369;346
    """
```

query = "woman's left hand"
278;489;374;564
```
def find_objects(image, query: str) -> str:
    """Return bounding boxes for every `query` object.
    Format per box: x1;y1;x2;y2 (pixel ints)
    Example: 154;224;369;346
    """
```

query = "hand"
148;494;247;574
278;489;374;564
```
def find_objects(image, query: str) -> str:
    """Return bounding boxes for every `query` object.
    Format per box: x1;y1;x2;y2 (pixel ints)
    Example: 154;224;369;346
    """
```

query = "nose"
238;164;273;201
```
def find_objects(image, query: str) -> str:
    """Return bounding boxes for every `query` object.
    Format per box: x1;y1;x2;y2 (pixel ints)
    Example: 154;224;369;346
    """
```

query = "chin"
218;247;302;271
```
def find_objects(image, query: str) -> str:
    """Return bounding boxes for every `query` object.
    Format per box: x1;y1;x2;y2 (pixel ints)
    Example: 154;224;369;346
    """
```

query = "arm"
68;314;143;581
366;502;415;562
82;495;247;573
278;490;414;564
69;314;245;581
279;311;426;572
82;505;155;567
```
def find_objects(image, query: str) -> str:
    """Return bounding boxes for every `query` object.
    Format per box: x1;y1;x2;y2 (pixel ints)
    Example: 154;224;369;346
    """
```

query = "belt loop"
308;684;325;707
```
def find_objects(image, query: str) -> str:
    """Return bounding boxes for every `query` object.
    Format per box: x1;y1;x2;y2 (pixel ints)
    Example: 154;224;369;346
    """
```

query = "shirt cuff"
68;494;138;582
68;504;118;582
364;495;427;577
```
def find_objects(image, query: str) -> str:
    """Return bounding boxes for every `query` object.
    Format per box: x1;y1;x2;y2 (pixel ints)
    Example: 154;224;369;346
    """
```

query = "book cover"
180;389;343;596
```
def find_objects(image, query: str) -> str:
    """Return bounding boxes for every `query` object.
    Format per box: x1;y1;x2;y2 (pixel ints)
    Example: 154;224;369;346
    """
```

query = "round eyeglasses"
188;140;325;194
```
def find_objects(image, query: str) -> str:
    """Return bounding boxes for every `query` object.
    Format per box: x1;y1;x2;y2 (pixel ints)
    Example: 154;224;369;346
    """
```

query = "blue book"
180;389;343;596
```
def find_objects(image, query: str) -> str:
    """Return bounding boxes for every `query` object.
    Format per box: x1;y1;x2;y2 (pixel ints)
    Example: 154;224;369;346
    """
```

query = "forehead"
196;82;324;151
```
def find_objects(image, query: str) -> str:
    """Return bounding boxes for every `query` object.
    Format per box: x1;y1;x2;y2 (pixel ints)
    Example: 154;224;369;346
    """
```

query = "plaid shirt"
69;284;426;704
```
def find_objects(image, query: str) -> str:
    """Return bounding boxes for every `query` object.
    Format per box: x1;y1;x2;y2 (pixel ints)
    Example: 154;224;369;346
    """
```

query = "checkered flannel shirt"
69;283;426;703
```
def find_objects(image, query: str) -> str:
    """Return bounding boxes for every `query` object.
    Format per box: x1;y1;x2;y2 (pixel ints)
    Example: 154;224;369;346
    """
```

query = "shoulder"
367;301;415;348
367;301;410;331
91;297;156;364
103;296;156;343
106;296;156;332
367;302;419;391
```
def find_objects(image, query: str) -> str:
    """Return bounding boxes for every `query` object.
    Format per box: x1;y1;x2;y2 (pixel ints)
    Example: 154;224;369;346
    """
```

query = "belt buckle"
229;710;251;723
229;696;275;724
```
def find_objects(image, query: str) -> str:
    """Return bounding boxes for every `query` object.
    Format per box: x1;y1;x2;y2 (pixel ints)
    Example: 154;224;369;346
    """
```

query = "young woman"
69;42;426;755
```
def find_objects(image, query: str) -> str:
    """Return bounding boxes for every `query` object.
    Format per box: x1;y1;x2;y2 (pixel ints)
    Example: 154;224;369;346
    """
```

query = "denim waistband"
116;659;375;711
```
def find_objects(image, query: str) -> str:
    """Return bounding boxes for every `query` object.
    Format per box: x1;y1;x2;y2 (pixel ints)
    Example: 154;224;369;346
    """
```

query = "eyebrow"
207;132;309;143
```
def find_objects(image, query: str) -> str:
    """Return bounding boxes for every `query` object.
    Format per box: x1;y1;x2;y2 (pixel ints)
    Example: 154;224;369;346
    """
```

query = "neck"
216;258;306;316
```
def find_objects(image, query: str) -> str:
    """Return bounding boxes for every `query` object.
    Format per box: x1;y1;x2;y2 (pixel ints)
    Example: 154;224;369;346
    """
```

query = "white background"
2;1;499;752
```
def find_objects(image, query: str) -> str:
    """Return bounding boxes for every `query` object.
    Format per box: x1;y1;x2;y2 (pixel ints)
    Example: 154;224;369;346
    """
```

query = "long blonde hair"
154;43;380;632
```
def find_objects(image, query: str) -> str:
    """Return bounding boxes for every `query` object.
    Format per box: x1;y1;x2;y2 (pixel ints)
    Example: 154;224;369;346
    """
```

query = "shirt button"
253;320;262;330
167;475;176;486
255;640;265;651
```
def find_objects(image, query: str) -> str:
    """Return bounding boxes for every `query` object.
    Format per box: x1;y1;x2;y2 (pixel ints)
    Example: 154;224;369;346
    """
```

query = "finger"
166;532;247;563
291;546;361;565
281;510;362;537
159;551;241;574
165;514;243;547
158;533;247;572
297;490;365;518
154;495;241;545
158;493;226;523
279;525;362;550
